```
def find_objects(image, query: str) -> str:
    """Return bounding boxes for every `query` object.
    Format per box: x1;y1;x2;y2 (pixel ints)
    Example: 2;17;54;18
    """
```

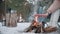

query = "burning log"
26;20;39;32
35;22;45;33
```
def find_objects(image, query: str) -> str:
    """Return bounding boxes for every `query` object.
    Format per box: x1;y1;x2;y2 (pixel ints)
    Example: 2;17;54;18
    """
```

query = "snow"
0;22;32;34
0;22;60;34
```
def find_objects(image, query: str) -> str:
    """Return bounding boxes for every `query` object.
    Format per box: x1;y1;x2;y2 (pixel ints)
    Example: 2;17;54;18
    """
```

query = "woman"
35;0;60;28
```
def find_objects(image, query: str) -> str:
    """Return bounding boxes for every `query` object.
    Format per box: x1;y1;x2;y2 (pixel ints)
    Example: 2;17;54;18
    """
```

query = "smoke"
28;0;39;22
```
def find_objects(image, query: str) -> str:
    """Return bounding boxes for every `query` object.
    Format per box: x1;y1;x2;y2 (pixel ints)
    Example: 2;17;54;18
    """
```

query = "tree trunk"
6;13;17;27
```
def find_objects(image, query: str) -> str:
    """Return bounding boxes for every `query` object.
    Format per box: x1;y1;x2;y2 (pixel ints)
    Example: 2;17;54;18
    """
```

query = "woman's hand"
34;13;48;18
41;13;49;17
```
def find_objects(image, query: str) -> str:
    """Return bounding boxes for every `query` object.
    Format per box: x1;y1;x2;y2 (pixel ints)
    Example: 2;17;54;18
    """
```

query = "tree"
6;0;31;20
0;0;5;20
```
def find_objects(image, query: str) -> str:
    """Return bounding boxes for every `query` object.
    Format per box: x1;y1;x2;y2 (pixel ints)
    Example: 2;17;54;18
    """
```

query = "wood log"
44;26;57;32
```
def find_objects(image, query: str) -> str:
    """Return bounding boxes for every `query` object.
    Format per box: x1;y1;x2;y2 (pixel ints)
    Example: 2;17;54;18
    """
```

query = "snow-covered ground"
0;22;60;34
0;22;32;34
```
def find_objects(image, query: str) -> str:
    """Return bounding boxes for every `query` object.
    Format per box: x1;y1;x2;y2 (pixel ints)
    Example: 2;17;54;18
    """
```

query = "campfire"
26;14;57;33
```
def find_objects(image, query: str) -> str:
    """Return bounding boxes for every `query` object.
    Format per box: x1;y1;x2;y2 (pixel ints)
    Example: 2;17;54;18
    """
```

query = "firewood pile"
26;20;57;33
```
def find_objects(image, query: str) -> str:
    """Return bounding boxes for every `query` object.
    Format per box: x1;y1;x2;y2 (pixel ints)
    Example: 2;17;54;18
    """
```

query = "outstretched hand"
34;13;48;18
